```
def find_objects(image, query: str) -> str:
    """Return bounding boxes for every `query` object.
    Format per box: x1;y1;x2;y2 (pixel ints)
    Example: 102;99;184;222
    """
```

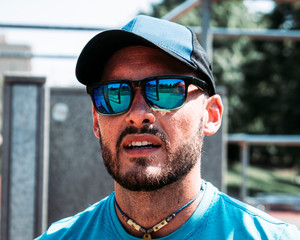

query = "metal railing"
227;134;300;201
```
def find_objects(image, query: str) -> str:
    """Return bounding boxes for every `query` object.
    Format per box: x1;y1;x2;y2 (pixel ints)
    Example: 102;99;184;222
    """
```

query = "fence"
227;134;300;206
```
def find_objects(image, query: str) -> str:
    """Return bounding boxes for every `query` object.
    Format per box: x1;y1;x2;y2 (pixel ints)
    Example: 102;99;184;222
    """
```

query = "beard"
99;124;204;192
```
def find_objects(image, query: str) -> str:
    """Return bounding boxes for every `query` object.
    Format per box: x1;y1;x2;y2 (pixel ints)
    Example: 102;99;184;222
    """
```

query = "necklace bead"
143;233;152;239
115;181;204;239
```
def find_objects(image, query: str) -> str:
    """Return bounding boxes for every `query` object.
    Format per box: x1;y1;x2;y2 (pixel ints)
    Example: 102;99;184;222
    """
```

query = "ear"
203;94;223;136
92;105;101;139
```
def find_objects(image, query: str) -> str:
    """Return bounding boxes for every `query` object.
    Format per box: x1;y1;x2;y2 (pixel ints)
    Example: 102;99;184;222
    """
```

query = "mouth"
125;141;160;149
121;134;163;156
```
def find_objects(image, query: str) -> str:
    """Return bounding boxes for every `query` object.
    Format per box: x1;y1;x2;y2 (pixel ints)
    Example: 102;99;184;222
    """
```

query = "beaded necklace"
114;182;204;239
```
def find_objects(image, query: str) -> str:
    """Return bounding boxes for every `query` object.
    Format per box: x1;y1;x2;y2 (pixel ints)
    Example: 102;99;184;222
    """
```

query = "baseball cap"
75;15;216;96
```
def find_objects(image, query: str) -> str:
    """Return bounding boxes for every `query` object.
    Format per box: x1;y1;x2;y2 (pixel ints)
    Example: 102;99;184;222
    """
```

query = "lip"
121;134;162;157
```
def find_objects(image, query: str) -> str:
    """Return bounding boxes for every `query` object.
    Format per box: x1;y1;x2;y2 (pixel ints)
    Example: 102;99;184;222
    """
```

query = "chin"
111;160;194;192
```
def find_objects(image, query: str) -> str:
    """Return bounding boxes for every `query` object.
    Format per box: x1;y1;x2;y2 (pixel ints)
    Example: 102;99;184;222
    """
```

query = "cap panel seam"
190;28;197;69
188;28;203;70
185;27;201;68
128;17;138;32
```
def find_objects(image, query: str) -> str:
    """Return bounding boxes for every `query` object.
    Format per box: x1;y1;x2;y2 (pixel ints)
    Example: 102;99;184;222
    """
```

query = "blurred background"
0;0;299;237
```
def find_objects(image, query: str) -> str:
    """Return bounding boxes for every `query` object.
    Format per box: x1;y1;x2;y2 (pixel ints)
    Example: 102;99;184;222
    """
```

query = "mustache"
116;125;169;149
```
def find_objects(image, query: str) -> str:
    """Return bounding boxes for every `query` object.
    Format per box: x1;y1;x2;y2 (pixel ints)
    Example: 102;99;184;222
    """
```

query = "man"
37;15;299;239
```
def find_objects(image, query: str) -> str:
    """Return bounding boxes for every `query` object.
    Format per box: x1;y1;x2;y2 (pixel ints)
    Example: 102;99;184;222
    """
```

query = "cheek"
169;96;207;139
98;117;121;146
172;113;194;131
163;110;202;147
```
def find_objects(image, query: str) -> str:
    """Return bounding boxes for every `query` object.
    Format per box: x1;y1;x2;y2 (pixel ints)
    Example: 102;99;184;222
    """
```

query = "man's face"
93;46;213;191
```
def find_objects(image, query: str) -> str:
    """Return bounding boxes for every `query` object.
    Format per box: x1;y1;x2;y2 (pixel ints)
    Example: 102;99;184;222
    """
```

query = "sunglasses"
87;75;209;116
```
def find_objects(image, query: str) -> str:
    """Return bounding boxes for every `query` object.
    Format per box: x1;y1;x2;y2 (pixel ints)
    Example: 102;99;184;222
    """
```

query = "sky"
0;0;163;27
0;0;274;87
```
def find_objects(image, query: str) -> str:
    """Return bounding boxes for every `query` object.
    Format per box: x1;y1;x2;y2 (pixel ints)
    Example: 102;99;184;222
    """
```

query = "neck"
114;163;203;238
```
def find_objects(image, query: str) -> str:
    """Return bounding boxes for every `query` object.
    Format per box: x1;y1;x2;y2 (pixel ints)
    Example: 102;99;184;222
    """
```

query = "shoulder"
205;182;300;239
35;193;115;240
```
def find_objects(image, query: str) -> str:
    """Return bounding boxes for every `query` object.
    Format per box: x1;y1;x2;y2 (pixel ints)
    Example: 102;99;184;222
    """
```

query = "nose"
125;89;155;128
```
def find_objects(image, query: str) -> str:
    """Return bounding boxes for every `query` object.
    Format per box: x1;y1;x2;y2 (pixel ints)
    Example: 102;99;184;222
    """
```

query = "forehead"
101;46;194;81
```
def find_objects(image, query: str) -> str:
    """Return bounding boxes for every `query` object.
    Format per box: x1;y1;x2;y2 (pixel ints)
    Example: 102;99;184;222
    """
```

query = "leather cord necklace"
114;181;204;239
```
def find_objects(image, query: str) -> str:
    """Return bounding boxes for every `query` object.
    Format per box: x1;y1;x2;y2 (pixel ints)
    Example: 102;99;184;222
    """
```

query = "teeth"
128;141;153;147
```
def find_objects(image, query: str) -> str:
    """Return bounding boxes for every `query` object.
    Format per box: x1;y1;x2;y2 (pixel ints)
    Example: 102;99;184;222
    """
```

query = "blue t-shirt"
36;182;300;239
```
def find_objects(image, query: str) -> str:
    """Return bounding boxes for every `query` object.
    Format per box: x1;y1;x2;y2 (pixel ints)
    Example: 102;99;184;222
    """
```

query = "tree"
242;3;300;134
240;3;300;168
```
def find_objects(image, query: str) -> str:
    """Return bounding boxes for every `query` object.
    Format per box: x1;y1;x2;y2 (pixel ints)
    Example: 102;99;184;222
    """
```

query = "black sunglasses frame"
87;75;209;116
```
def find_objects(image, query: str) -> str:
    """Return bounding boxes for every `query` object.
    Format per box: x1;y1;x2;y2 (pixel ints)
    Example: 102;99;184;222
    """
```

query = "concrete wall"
48;88;114;225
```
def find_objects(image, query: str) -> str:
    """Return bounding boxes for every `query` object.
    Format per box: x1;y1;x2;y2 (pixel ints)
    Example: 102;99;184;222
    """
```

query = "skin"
92;46;223;238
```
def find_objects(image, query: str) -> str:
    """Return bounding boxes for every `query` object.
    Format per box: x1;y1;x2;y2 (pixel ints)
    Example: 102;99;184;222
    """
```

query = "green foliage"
211;2;264;133
239;3;300;165
241;3;300;134
266;3;300;30
149;0;202;26
211;1;258;28
150;0;183;18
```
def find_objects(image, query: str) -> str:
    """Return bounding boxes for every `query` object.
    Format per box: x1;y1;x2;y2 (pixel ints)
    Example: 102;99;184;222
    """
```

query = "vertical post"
1;75;47;240
240;142;250;201
201;0;213;60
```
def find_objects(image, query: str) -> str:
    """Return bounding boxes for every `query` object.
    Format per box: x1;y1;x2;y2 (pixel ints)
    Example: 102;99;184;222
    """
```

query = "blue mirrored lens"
93;82;131;114
145;79;186;109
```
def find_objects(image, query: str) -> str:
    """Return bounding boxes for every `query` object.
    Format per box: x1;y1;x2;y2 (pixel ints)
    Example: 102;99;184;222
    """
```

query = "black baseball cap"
76;15;216;96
